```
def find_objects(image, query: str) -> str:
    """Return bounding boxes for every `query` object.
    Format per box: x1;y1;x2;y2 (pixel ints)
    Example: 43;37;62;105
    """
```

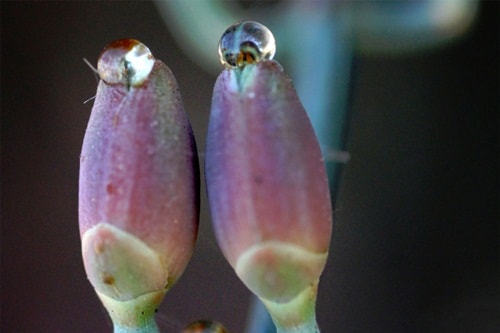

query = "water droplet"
218;21;276;68
97;39;155;87
182;319;228;333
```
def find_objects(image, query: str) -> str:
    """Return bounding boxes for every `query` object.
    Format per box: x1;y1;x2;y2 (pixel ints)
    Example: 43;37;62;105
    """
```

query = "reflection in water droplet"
218;21;276;68
97;39;155;87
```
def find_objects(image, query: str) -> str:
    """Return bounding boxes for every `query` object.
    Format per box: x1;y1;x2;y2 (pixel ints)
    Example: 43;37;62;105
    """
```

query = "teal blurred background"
2;2;498;332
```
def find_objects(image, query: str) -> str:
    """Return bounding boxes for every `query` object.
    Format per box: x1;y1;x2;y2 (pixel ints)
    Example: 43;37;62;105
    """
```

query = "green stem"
260;280;321;333
97;289;166;333
275;316;319;333
113;319;160;333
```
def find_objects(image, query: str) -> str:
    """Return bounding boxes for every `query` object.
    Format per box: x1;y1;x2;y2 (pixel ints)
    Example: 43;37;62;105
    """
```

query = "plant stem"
113;319;160;333
260;281;321;333
97;289;166;333
275;316;319;333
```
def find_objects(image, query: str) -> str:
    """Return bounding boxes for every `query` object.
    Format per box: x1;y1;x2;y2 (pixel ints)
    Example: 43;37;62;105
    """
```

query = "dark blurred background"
2;2;498;332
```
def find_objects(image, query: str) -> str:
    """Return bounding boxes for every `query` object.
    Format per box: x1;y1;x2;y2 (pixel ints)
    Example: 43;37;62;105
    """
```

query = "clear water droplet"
97;39;155;87
218;21;276;68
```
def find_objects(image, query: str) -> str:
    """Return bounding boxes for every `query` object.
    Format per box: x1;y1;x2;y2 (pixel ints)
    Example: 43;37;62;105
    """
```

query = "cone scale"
79;39;199;333
205;60;332;332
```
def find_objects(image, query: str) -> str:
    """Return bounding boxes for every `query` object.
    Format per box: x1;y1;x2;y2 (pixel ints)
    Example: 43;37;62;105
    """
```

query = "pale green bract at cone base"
235;241;327;303
235;241;327;333
81;223;169;333
82;223;169;301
